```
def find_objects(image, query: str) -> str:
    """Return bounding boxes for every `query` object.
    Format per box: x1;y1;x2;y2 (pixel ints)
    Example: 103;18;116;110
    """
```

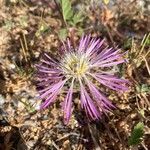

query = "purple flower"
36;35;129;124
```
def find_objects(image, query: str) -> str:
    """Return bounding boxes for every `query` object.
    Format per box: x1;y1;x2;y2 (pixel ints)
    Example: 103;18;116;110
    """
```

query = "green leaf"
58;28;68;41
136;84;150;93
35;21;49;37
19;15;28;27
123;38;132;49
103;0;110;5
61;0;73;21
128;122;144;146
141;84;150;93
3;20;14;31
139;109;145;118
72;12;84;25
77;27;84;36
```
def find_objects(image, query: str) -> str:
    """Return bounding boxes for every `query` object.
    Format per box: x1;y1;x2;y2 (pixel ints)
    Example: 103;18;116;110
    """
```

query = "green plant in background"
35;20;49;37
3;20;14;31
61;0;84;26
58;0;85;40
127;33;150;79
128;122;144;146
123;38;132;49
136;84;150;94
61;0;73;23
15;63;34;78
58;28;68;41
19;15;28;28
131;34;150;68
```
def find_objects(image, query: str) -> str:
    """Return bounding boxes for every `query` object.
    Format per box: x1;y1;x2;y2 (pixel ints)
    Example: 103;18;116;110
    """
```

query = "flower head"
36;35;128;124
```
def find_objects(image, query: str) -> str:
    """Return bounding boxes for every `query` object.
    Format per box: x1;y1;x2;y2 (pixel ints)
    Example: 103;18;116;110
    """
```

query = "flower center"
61;52;89;78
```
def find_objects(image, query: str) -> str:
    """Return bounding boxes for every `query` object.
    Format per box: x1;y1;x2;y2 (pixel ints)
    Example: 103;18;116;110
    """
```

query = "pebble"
137;0;145;8
8;63;16;69
0;94;5;106
26;140;36;148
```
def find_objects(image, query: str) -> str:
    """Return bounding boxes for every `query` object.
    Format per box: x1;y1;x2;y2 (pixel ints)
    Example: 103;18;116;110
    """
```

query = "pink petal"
63;81;74;124
80;83;100;120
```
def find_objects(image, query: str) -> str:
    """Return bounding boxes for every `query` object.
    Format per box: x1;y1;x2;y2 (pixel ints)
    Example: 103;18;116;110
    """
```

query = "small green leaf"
139;109;145;118
136;84;150;93
103;0;110;5
3;20;14;31
58;28;68;41
141;84;150;93
19;16;28;27
61;0;73;21
128;122;144;146
35;21;49;37
123;38;132;49
72;12;84;25
77;27;84;36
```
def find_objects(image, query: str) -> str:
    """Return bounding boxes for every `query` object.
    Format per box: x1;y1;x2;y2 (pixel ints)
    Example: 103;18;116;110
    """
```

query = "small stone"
117;104;130;110
46;140;51;145
0;94;5;106
130;113;137;119
9;63;16;69
26;140;35;147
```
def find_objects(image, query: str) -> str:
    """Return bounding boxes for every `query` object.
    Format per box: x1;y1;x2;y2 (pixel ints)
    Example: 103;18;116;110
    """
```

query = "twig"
20;38;28;63
51;140;60;150
143;56;150;76
23;33;29;54
141;142;148;150
87;123;101;150
104;24;115;47
139;94;150;108
101;117;127;150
